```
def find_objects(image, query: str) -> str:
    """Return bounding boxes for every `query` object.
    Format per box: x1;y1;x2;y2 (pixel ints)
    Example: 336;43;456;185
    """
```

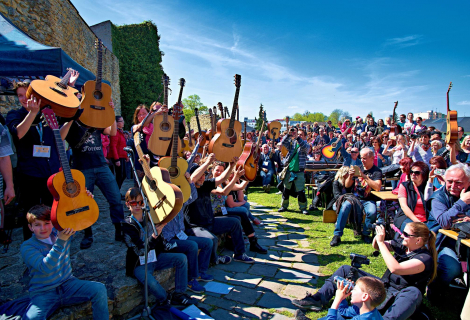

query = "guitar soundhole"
62;181;80;198
149;179;158;191
160;122;171;132
169;166;179;178
93;90;103;100
226;128;235;138
55;82;67;90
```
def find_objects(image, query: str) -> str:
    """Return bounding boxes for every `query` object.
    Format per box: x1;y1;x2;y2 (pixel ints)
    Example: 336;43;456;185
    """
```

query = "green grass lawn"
247;186;464;320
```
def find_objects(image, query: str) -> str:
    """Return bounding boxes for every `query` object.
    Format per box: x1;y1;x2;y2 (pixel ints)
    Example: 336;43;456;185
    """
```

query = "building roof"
423;117;470;133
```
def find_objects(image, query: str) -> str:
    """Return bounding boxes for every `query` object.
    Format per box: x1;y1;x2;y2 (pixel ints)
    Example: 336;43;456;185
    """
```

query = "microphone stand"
125;147;157;320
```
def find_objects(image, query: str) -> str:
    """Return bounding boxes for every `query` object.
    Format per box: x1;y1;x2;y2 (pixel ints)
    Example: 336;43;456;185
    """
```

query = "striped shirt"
281;135;310;170
20;229;73;293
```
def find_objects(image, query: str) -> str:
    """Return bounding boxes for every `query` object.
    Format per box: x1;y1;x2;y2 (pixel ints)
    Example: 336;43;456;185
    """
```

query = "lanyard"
131;215;146;242
36;122;43;145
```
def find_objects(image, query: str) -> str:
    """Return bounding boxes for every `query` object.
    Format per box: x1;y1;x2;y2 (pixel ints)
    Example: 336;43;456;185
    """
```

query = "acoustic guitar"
27;68;80;118
217;102;224;119
224;106;230;118
206;108;215;141
209;74;243;162
445;82;458;144
135;131;183;224
41;108;99;231
158;80;191;202
179;122;194;157
280;116;290;158
321;123;355;159
78;39;115;129
194;108;208;153
388;101;401;144
148;74;174;156
237;113;265;182
268;120;282;141
241;120;247;147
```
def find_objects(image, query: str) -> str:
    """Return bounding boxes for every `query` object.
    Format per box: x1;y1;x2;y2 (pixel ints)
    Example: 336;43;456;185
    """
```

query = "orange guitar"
445;82;458;144
209;74;243;162
237;114;265;181
42;108;99;231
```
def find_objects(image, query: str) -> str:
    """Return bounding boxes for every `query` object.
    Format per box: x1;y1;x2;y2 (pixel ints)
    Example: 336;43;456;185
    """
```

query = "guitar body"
209;119;243;162
194;131;208;153
281;146;289;158
148;114;174;156
178;138;193;157
79;81;115;129
27;76;79;118
268;121;282;140
236;142;259;182
47;169;99;231
141;167;183;224
321;138;341;159
158;157;191;202
446;110;458;144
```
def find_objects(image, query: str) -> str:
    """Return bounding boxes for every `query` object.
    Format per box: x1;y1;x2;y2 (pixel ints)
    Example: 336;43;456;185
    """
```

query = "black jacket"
394;181;427;229
326;180;351;209
122;216;166;277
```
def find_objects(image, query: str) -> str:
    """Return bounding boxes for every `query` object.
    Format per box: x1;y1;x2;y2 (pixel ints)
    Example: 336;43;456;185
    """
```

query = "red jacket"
109;129;128;160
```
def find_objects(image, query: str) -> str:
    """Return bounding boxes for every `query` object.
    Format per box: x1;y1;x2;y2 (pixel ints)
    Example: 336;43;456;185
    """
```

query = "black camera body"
350;253;370;269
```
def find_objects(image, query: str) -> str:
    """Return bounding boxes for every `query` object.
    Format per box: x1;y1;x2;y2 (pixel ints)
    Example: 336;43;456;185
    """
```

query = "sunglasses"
403;230;418;238
127;200;144;206
351;151;359;154
410;170;422;176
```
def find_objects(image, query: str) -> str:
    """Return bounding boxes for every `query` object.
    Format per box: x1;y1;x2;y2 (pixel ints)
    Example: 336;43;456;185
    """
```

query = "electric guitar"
321;123;355;159
148;73;174;156
158;80;191;202
79;39;115;129
27;68;80;118
42;108;99;231
135;131;183;224
237;112;265;182
209;74;243;162
194;108;207;153
445;82;458;144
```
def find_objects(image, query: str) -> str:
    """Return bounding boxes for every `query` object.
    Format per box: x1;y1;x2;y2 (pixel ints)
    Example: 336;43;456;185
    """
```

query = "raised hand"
58;228;76;241
27;96;41;114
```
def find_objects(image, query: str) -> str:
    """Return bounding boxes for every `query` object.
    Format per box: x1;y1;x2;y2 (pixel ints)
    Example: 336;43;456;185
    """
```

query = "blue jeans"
24;278;109;320
260;168;274;186
134;253;188;303
170;236;212;279
209;216;246;255
436;247;462;286
334;200;376;237
82;165;125;224
186;227;219;263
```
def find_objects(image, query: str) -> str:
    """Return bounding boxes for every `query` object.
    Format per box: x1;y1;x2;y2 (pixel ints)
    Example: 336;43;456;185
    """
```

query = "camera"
350;253;370;269
372;221;384;229
410;134;419;140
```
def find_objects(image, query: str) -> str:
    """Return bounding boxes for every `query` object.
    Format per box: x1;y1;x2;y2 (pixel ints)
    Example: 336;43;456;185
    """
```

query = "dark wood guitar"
209;74;243;162
218;102;224;119
158;88;191;202
148;74;174;156
207;108;215;140
224;106;230;118
446;82;458;144
42;108;99;231
237;113;265;181
388;101;401;145
79;39;115;129
27;68;80;118
179;121;194;156
194;108;208;153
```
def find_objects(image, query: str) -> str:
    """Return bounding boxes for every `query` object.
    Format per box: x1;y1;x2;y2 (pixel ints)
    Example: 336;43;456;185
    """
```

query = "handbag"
278;145;300;182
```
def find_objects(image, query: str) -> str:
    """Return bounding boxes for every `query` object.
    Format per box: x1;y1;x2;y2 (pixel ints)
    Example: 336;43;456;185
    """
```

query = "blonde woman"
430;140;442;157
326;166;351;210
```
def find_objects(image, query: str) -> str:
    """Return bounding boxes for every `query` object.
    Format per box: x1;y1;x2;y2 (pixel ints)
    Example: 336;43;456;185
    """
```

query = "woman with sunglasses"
292;222;437;320
394;161;431;233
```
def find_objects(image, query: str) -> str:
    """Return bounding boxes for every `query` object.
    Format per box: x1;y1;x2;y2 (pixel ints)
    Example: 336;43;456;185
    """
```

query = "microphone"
124;147;134;154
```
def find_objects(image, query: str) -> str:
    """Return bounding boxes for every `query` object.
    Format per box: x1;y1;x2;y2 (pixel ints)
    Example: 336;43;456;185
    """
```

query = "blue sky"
71;0;470;120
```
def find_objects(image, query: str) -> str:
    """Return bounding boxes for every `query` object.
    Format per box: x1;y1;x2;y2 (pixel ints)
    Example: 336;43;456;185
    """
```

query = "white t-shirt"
391;146;408;164
38;236;54;245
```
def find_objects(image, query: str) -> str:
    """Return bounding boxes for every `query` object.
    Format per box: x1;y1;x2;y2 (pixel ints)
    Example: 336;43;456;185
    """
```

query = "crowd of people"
0;74;469;320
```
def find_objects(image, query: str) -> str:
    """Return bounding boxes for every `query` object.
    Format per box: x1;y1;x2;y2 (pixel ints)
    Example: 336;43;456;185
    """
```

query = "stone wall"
0;0;121;115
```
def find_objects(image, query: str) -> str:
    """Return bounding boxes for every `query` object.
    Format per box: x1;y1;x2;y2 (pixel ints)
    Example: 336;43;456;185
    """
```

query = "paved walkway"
194;203;321;320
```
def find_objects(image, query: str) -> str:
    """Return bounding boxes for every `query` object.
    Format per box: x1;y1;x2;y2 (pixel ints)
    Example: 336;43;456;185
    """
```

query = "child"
122;187;195;307
20;205;109;319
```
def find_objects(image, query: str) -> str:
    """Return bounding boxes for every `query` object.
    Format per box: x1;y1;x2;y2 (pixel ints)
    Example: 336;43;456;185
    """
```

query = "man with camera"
408;131;432;166
330;148;382;246
293;222;437;320
426;163;470;301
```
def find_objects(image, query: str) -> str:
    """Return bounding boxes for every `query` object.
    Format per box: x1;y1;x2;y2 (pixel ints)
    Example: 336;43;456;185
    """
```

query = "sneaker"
308;205;318;211
170;292;197;307
187;279;205;293
292;292;323;311
266;184;271;193
330;235;341;247
233;253;255;264
216;255;232;264
301;210;309;215
197;272;214;282
361;235;372;244
278;207;287;212
253;218;262;226
294;309;310;320
262;185;267;192
276;191;282;195
80;235;94;250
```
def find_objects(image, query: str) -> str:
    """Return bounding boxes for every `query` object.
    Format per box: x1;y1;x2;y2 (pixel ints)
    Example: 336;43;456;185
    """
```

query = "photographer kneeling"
292;222;437;320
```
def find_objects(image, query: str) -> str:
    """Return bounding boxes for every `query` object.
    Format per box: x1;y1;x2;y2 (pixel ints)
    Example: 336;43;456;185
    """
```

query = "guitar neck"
171;118;179;167
52;129;74;184
257;121;265;148
196;113;203;134
187;123;193;146
135;134;154;181
229;86;240;129
96;47;103;91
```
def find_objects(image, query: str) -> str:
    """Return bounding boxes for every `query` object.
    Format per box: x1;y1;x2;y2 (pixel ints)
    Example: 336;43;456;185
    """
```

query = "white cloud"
457;101;470;105
464;75;470;78
383;35;423;49
288;106;299;109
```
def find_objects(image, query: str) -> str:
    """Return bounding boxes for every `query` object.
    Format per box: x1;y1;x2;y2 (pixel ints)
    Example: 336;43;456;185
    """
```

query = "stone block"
287;233;307;240
256;292;295;312
281;251;318;263
291;263;321;274
228;272;263;288
283;284;314;299
247;264;279;277
203;296;238;310
225;286;263;304
213;261;252;273
233;305;273;319
275;268;312;282
210;308;247;319
206;268;235;282
257;280;286;294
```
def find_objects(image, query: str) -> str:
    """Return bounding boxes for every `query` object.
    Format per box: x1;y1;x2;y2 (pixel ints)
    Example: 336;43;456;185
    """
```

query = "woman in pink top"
394;161;430;232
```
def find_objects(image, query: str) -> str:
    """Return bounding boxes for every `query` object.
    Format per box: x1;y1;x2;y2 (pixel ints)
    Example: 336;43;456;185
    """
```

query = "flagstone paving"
194;202;322;320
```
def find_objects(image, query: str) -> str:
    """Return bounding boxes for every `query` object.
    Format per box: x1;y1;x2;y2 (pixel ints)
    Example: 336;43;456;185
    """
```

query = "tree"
292;113;304;121
254;104;265;131
182;94;208;122
327;109;343;126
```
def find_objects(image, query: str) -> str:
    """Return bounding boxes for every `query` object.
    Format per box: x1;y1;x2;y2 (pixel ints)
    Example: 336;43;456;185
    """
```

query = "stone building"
0;0;121;115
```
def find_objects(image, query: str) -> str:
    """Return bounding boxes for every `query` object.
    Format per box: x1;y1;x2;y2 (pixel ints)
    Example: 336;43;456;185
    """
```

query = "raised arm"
214;157;238;186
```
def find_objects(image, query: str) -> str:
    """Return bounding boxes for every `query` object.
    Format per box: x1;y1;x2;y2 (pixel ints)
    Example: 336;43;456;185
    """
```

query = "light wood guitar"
206;108;215;141
135;131;183;224
194;108;208;153
148;73;174;156
280;116;290;158
179;122;194;157
445;82;458;144
78;39;115;129
27;68;80;118
209;74;243;162
41;108;99;231
158;80;191;202
237;113;265;182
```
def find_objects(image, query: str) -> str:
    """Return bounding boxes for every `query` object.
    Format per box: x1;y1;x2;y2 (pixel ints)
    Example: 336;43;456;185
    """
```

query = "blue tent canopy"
0;12;106;94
